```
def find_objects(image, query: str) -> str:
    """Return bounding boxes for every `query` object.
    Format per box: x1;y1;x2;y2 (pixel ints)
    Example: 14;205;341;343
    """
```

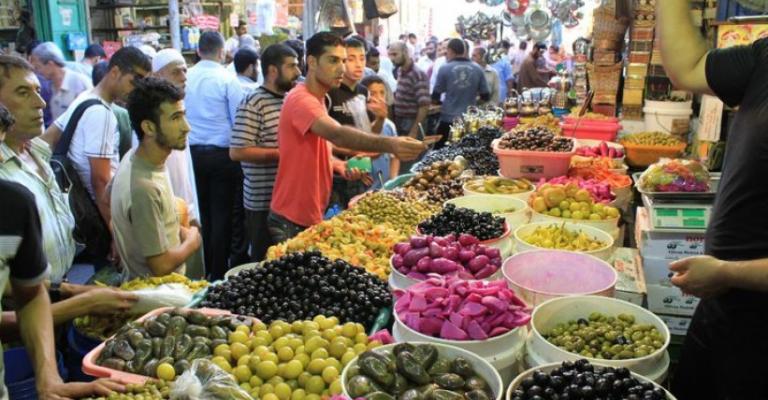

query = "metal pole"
170;0;181;50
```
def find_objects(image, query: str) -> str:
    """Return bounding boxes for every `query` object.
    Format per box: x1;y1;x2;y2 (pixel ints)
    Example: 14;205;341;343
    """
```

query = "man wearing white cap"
151;48;205;278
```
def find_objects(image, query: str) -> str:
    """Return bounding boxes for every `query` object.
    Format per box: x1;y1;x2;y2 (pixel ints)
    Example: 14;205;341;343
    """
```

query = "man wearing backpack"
43;47;151;262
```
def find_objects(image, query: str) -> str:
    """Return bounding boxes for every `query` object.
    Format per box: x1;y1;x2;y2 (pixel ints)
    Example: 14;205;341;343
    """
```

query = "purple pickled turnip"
468;255;490;273
429;242;444;258
474;265;497;279
407;271;428;281
443;247;459;261
393;242;412;255
431;258;460;274
490;257;502;267
484;247;501;260
403;247;430;267
392;254;405;269
416;257;433;272
458;233;479;246
458;249;476;263
410;236;429;249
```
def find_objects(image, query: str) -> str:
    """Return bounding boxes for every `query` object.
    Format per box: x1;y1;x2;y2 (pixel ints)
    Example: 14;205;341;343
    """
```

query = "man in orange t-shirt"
268;32;426;243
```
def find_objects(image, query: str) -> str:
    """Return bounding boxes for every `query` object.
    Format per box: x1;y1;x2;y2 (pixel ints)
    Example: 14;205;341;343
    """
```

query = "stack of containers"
634;207;704;339
623;0;657;120
589;5;629;116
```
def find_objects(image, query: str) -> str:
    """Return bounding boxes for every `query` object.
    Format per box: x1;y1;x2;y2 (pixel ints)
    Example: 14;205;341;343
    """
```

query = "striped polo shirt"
394;63;432;119
231;86;284;211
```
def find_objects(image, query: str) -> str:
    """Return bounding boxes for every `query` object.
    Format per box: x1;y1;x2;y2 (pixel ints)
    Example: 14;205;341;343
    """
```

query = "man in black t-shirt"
659;3;768;399
0;179;123;398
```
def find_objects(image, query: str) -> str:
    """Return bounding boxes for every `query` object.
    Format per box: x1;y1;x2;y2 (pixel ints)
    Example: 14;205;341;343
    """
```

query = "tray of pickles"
342;342;502;400
463;176;534;195
82;307;252;384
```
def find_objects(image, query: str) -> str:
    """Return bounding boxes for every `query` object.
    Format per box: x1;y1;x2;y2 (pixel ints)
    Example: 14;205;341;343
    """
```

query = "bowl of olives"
342;342;503;400
527;296;670;380
506;360;677;400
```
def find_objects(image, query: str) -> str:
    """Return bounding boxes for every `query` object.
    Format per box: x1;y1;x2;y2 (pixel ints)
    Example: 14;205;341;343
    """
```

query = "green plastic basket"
383;174;414;190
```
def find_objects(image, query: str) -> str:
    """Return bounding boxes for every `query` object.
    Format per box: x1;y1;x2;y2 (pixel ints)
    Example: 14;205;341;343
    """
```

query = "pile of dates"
405;160;466;192
95;308;251;378
498;127;574;152
415;148;499;176
346;343;495;400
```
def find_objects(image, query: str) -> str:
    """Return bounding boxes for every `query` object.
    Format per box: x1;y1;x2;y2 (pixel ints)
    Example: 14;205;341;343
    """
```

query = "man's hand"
342;167;373;186
85;288;138;315
39;378;125;400
669;255;730;298
390;137;427;161
180;225;202;250
367;97;388;120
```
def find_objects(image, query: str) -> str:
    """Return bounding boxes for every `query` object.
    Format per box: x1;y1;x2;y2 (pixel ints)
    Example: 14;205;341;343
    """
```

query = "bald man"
388;41;431;139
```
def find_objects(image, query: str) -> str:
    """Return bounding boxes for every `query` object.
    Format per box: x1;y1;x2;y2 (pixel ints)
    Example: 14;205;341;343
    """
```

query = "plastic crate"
562;122;621;142
493;139;576;180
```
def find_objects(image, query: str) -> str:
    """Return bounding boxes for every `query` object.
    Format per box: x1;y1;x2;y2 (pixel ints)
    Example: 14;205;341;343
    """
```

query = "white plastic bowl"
391;311;526;385
527;295;671;378
506;362;677;400
341;342;504;400
502;250;618;306
444;195;531;232
463;178;536;202
513;222;615;261
530;209;620;240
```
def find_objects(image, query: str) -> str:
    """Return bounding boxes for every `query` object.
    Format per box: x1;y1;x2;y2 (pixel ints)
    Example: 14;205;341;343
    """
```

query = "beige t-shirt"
111;149;185;280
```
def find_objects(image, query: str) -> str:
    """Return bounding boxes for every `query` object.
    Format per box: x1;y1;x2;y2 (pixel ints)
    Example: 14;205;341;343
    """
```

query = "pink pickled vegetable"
395;276;531;341
393;235;502;280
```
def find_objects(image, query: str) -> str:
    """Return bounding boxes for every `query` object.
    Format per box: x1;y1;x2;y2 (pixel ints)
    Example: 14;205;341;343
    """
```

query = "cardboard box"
612;248;646;306
635;208;706;260
647;283;700;316
658;313;693;336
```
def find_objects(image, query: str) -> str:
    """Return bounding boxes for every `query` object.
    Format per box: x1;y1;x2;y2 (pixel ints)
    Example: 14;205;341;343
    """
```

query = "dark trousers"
190;145;241;280
267;211;307;245
435;121;452;149
671;294;768;400
230;179;250;267
245;209;273;262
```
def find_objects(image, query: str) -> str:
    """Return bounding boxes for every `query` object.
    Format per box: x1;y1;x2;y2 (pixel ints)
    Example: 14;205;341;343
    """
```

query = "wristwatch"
49;282;62;303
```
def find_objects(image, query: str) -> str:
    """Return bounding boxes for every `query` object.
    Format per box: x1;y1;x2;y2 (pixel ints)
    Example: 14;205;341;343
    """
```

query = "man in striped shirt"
230;44;301;261
388;41;431;139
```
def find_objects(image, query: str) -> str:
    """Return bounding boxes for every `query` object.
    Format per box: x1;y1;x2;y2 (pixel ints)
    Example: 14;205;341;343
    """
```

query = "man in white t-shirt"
43;47;151;242
29;42;92;121
225;20;249;63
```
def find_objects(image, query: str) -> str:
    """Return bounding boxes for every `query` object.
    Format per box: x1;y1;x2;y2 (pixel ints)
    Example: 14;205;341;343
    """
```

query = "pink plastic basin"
501;250;617;306
563;116;620;125
493;139;576;180
561;123;621;142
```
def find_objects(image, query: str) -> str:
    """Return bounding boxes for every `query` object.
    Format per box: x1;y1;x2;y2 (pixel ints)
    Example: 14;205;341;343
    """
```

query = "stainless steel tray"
632;172;720;202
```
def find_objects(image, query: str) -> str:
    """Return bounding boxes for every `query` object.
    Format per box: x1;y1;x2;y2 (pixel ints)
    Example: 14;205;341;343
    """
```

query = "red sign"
191;14;220;30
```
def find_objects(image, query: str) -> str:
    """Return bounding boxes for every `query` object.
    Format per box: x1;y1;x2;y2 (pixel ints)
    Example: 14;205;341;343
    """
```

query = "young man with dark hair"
327;37;386;208
234;46;260;93
231;44;301;261
69;43;107;78
112;77;201;280
185;31;245;279
43;46;151;261
432;38;490;148
268;32;426;243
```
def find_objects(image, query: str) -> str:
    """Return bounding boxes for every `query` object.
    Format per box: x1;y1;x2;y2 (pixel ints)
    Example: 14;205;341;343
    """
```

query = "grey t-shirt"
433;58;490;122
111;149;185;280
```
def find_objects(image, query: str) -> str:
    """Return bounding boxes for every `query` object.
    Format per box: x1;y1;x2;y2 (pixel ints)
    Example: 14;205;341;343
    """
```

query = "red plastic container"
503;117;519;131
81;307;237;384
561;122;621;142
493;139;576;180
563;116;620;125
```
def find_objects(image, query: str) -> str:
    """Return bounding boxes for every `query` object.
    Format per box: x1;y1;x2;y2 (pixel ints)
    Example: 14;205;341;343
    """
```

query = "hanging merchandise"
456;12;501;42
317;0;356;36
548;0;586;28
525;2;553;42
363;0;398;20
506;0;530;15
253;0;277;36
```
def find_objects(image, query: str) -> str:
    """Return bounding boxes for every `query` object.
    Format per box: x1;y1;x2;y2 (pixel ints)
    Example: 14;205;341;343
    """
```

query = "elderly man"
29;42;92;120
472;46;501;105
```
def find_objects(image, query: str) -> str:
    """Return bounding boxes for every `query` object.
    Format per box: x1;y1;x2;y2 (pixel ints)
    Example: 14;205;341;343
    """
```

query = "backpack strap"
52;98;109;157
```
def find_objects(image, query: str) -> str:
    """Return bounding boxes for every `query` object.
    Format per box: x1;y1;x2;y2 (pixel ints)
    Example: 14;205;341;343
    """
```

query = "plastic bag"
171;359;252;400
130;283;194;314
347;95;372;133
638;158;710;193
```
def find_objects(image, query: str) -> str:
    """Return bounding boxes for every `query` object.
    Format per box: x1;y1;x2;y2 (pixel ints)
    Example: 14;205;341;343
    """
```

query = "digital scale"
633;173;720;231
